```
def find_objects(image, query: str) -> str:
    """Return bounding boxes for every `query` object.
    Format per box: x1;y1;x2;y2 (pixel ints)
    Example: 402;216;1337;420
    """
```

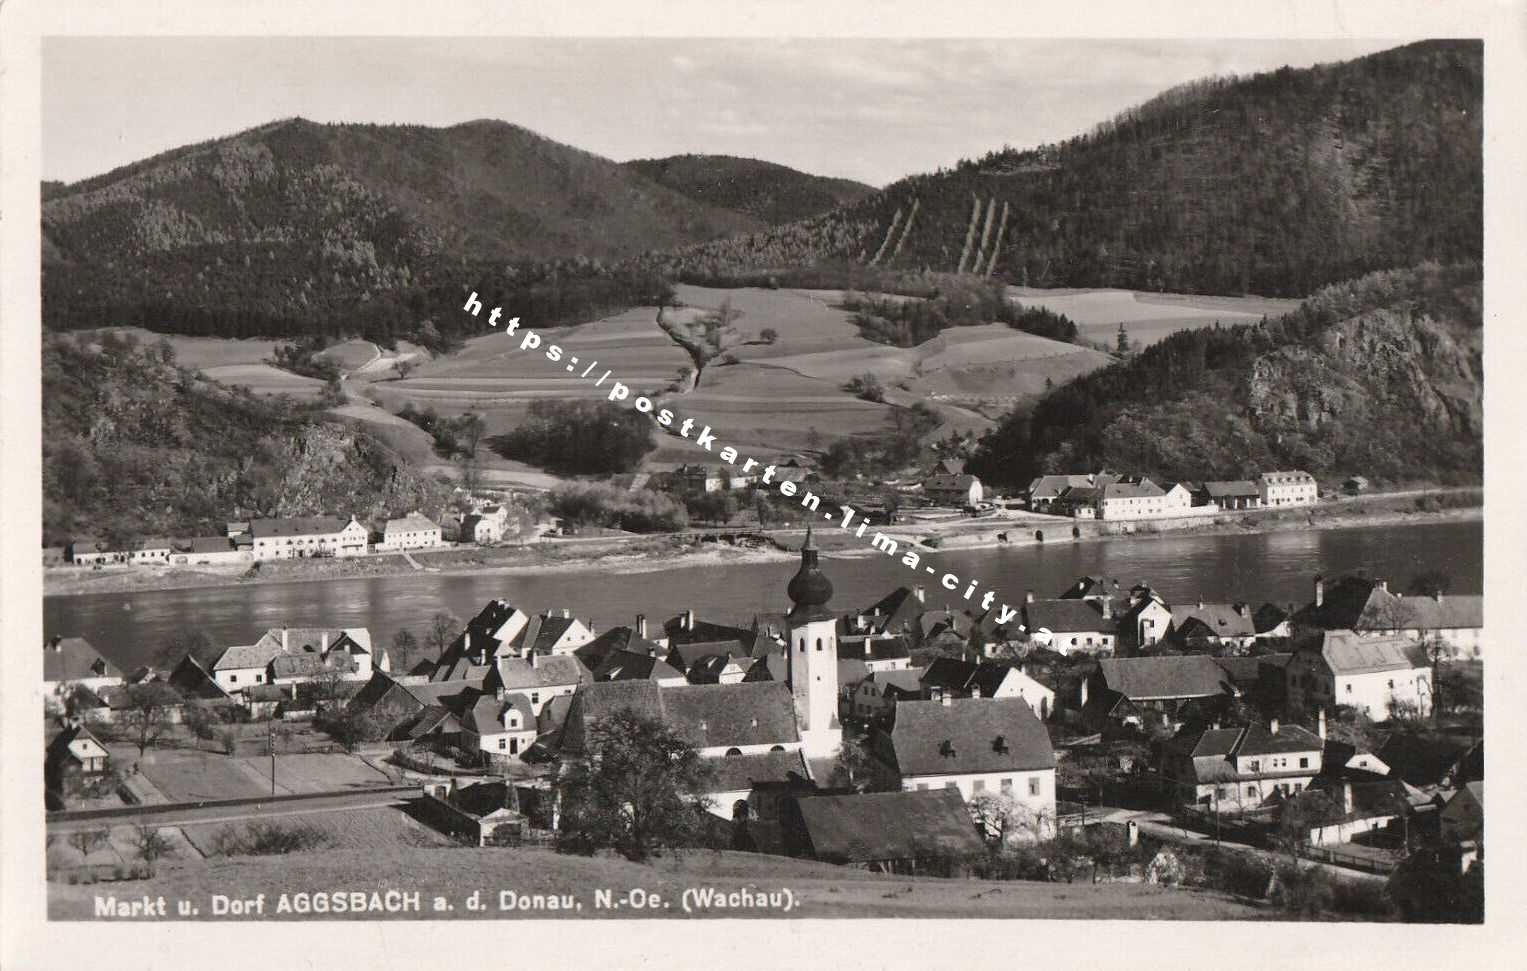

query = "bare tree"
67;828;110;862
132;824;171;863
425;612;462;662
118;683;183;758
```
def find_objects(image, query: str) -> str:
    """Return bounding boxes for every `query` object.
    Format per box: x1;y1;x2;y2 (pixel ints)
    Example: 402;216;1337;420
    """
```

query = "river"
46;520;1482;671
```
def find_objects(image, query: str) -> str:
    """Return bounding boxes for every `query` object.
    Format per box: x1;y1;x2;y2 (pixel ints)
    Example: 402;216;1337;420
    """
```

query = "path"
1102;809;1387;884
47;787;418;834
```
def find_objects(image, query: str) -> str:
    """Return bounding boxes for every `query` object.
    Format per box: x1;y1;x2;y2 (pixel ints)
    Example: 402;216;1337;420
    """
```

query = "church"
784;526;844;760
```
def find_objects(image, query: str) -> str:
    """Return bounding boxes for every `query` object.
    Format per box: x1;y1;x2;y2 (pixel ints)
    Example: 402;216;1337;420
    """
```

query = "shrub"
213;821;333;856
1202;848;1274;900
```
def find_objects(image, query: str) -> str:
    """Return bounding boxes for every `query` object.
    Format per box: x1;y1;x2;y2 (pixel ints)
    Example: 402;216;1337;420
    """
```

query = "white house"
874;696;1057;840
248;516;370;560
1285;630;1433;719
494;653;590;716
462;692;538;760
920;658;1055;721
1096;478;1196;521
377;512;442;551
129;538;174;564
1162;719;1325;814
923;473;983;508
43;637;125;712
1258;470;1318;507
850;668;925;722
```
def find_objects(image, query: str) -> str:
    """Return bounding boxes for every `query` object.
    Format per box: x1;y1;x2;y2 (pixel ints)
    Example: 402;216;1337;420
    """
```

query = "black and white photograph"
2;0;1522;966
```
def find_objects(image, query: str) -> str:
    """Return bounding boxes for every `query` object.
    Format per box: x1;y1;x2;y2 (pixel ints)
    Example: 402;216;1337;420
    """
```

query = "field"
48;844;1266;920
199;363;325;398
180;807;454;857
129;749;394;802
1006;287;1301;349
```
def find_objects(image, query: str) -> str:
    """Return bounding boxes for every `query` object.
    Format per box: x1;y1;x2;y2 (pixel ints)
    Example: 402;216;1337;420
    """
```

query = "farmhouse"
45;724;111;805
1284;630;1433;720
1294;574;1482;657
494;654;591;716
1021;596;1117;656
1168;601;1258;651
781;788;986;873
922;473;983;507
1081;655;1234;732
248;515;369;559
170;535;254;566
873;695;1056;838
376;512;442;551
919;658;1055;721
1026;474;1097;512
1161;719;1325;814
1116;586;1173;655
1196;481;1262;511
462;692;538;761
67;539;125;565
43;637;124;708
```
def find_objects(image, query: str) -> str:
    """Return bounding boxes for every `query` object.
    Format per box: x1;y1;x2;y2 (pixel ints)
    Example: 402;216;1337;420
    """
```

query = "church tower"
786;526;842;759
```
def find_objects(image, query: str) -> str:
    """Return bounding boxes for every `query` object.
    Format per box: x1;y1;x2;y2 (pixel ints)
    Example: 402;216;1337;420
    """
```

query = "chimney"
1342;782;1354;816
970;685;982;699
913;584;926;604
1270;718;1280;735
530;651;539;669
856;614;867;631
1212;720;1221;730
1317;707;1327;740
465;631;471;652
1433;589;1443;604
864;641;872;657
1314;575;1325;608
636;614;648;639
496;686;505;700
1377;579;1388;593
684;608;695;631
1100;598;1112;620
1025;590;1034;604
321;632;328;653
1197;598;1205;611
940;691;952;707
282;626;289;653
1237;603;1249;618
1079;676;1089;708
48;636;63;653
562;607;570;620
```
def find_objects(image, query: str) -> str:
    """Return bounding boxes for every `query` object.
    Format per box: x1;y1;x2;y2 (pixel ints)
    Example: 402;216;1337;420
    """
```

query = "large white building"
248;516;370;560
1258;470;1318;507
1285;630;1433;719
376;513;442;551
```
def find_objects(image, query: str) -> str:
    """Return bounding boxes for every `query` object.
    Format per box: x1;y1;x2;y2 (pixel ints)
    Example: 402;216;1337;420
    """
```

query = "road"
46;788;416;835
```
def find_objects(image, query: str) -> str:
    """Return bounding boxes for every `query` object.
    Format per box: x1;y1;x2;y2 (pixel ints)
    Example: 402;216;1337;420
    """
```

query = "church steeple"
787;526;835;623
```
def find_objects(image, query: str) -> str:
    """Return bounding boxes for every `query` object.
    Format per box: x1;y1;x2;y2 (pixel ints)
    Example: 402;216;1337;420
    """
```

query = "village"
44;503;1483;917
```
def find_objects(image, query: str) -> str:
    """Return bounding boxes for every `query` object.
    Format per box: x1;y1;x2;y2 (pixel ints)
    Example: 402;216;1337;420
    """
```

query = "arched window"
816;638;823;652
725;747;742;756
799;638;806;653
770;744;785;752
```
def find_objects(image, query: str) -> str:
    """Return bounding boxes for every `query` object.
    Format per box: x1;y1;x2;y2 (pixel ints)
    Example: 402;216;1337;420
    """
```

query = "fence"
1303;844;1399;875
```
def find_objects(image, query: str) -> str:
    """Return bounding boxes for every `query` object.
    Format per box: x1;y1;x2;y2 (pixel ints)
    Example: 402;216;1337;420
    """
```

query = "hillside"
41;332;449;546
41;118;759;341
968;262;1482;488
623;154;875;226
637;40;1481;298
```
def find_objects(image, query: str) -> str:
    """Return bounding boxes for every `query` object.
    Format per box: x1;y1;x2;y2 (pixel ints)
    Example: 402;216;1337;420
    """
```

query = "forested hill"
623;155;876;226
637;40;1481;298
967;263;1483;489
41;332;448;546
41;118;759;340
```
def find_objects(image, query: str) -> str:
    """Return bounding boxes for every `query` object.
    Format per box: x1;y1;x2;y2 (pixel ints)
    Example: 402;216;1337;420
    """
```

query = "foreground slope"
969;263;1482;487
641;40;1481;298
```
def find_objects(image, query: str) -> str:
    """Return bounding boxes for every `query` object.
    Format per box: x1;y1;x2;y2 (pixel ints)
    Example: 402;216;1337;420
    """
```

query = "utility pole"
268;718;276;797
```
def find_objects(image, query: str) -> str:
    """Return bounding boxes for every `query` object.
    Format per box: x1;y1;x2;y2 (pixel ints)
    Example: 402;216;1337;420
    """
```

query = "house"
835;634;912;673
169;536;254;566
45;724;111;805
1161;719;1324;814
919;658;1055;721
1026;474;1097;512
923;473;983;508
1168;601;1259;651
376;512;442;551
1252;602;1294;640
1285;630;1433;720
664;611;758;653
1344;475;1370;496
1057;576;1123;601
1095;478;1195;521
559;679;805;818
676;464;724;493
1257;470;1318;507
849;668;924;723
210;626;374;696
1294;776;1415;847
1053;484;1102;518
461;692;538;761
780;788;986;873
43;637;124;710
593;649;690;687
1294;574;1483;657
1116;586;1174;655
1196;481;1262;511
707;748;814;823
345;671;476;744
493;654;591;716
66;539;125;565
574;621;668;672
1374;733;1480;790
849;585;930;641
248;515;369;560
873;696;1056;838
1021;596;1117;656
1214;653;1292;712
129;537;174;564
932;457;966;476
1439;781;1484;843
1081;655;1234;732
461;514;503;545
418;780;526;846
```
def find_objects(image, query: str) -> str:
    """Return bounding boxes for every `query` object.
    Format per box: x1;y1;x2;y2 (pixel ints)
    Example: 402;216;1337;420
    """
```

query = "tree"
152;630;212;671
1116;322;1131;354
1406;570;1453;597
391;628;420;673
759;327;779;345
118;683;183;758
68;828;110;861
132;824;172;863
394;358;415;380
556;707;716;861
425;612;461;662
830;730;882;792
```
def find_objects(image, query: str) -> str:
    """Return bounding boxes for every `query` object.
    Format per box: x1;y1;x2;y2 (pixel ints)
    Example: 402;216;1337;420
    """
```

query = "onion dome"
787;526;835;622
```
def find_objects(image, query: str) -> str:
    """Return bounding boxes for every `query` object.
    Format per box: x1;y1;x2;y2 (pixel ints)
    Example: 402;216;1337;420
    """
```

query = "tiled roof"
271;651;356;679
575;626;667;670
1101;479;1164;499
1023;598;1114;634
463;694;535;735
836;636;912;663
707;749;811;792
1202;480;1260;498
921;657;1018;699
1236;722;1324;756
1058;576;1123;600
924;473;979;491
595;650;687;683
664;616;754;648
1374;733;1477;787
887;697;1054;776
668;639;753;670
383;513;438;535
1027;474;1095;499
248;516;354;539
664;683;800;749
212;642;279;672
866;668;925;695
496;655;590;691
1378;595;1483;631
1313;630;1428;674
1096;655;1231;700
1259;470;1314;483
1170;603;1256;639
858;587;925;635
1213;654;1291;687
794;789;987;864
42;637;122;683
181;536;237;554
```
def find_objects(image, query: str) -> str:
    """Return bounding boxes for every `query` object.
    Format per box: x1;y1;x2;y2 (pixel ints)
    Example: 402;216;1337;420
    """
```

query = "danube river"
46;520;1482;670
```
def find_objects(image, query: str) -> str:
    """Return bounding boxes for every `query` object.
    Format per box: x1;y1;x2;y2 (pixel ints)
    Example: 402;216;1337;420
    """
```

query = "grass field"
313;338;380;370
1007;287;1300;349
232;753;396;795
200;363;324;398
48;844;1266;920
180;807;453;858
134;749;279;802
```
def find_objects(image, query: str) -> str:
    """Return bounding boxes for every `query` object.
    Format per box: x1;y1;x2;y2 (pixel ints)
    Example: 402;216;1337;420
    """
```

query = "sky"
43;36;1402;188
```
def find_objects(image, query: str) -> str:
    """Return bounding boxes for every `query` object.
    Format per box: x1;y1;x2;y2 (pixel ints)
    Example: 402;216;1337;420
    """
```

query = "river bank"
43;490;1480;599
